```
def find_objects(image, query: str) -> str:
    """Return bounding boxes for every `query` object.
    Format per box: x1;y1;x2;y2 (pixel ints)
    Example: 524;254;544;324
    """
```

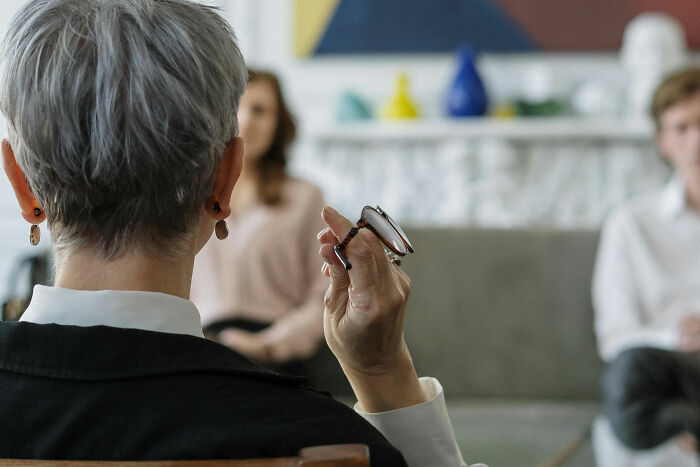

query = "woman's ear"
206;137;244;219
1;139;46;224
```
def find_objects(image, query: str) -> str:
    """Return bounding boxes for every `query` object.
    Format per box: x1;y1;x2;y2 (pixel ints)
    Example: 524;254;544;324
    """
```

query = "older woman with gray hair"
0;0;472;466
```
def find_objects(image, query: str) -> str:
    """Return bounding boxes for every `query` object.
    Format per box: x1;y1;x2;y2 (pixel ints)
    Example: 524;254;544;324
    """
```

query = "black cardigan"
0;321;405;465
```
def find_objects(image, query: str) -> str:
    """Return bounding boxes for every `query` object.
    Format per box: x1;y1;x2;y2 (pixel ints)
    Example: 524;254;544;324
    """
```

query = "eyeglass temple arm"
333;244;352;270
333;225;363;270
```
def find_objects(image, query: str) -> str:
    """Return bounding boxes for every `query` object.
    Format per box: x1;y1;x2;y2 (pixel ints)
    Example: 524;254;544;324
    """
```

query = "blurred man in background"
593;67;700;465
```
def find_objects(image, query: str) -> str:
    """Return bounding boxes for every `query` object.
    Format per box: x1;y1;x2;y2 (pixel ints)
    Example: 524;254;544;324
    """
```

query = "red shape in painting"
494;0;699;50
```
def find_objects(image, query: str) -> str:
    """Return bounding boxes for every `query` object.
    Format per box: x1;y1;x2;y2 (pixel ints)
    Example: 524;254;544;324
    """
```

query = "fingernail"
321;262;329;274
316;228;328;239
323;206;338;217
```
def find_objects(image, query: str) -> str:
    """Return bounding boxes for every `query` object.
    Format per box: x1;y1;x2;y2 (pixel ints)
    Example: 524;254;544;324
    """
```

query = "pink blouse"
190;178;328;360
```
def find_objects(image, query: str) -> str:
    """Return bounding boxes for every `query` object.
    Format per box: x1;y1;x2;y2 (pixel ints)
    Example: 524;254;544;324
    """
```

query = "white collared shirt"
20;285;473;467
592;176;700;362
22;286;205;338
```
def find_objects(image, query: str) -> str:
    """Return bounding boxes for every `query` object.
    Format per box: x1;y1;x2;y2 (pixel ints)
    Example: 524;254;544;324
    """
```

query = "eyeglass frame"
333;205;414;270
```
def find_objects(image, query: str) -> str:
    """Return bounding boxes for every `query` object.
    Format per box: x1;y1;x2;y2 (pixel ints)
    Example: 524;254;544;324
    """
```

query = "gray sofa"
309;227;605;401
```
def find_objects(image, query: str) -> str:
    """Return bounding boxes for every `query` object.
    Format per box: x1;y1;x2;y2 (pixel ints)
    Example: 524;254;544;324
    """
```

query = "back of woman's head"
0;0;248;260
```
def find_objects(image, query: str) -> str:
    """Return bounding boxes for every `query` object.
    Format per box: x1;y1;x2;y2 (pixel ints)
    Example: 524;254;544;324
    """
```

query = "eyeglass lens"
361;207;408;255
333;206;413;270
373;206;414;253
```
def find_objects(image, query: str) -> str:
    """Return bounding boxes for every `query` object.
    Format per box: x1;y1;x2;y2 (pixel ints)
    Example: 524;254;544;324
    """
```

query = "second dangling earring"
213;202;228;240
29;224;40;246
29;207;42;246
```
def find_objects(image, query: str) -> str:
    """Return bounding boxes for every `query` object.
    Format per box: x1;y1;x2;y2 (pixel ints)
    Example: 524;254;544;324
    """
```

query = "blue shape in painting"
315;0;536;54
446;45;488;116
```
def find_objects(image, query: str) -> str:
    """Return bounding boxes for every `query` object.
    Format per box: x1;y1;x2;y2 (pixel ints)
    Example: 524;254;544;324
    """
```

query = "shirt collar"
20;285;204;338
660;175;687;219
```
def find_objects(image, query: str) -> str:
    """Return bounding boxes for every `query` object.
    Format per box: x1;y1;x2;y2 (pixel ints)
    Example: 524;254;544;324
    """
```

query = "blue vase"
446;45;488;117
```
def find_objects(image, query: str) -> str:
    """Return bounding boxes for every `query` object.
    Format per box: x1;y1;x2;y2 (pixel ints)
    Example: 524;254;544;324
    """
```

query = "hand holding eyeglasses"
317;206;426;413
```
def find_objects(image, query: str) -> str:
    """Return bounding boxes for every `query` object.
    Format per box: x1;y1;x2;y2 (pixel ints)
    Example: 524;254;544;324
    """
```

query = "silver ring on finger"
386;250;402;267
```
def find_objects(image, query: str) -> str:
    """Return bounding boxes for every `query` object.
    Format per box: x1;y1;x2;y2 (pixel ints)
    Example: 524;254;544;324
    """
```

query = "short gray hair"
0;0;247;260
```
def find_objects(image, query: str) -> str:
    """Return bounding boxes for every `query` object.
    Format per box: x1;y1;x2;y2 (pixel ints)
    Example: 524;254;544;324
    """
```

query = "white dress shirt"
21;285;475;467
592;176;700;362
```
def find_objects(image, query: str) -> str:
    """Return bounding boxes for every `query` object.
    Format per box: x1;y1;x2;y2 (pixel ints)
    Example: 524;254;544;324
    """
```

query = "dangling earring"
215;220;228;240
213;202;228;240
29;207;42;246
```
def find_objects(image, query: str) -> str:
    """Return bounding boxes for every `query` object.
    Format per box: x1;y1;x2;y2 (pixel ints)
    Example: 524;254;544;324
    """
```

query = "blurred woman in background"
191;69;327;374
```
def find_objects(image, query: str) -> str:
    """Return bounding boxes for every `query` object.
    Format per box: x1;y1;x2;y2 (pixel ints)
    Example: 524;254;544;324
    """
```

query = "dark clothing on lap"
0;321;405;464
204;317;270;335
603;347;700;450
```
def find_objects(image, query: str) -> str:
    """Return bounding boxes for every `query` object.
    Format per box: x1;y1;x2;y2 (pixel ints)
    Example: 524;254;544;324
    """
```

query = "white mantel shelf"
310;117;655;142
294;115;668;229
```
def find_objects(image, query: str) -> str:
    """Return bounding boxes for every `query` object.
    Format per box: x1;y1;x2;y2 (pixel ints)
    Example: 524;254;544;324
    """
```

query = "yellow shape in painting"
294;0;340;57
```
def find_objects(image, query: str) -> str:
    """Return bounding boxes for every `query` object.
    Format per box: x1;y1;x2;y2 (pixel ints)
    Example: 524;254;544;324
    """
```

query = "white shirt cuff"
354;377;478;467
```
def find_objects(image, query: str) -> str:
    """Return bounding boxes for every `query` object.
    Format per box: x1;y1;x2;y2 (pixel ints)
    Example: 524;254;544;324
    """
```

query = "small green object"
336;91;372;123
515;99;565;117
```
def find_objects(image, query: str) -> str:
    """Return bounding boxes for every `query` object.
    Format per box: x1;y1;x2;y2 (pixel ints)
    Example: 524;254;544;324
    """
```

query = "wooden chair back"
0;443;369;467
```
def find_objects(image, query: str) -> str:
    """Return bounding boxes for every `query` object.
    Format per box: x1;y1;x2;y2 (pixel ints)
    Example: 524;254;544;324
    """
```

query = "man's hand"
678;314;700;351
317;206;426;413
676;432;698;453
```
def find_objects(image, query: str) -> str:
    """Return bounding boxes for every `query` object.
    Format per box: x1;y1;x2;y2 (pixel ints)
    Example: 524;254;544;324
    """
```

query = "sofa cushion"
400;227;604;400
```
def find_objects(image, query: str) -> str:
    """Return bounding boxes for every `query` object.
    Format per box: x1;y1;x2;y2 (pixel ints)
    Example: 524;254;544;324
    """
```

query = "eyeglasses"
333;206;414;270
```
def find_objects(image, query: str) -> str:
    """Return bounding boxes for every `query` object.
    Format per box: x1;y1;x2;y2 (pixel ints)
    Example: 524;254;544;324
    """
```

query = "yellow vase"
380;74;420;120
